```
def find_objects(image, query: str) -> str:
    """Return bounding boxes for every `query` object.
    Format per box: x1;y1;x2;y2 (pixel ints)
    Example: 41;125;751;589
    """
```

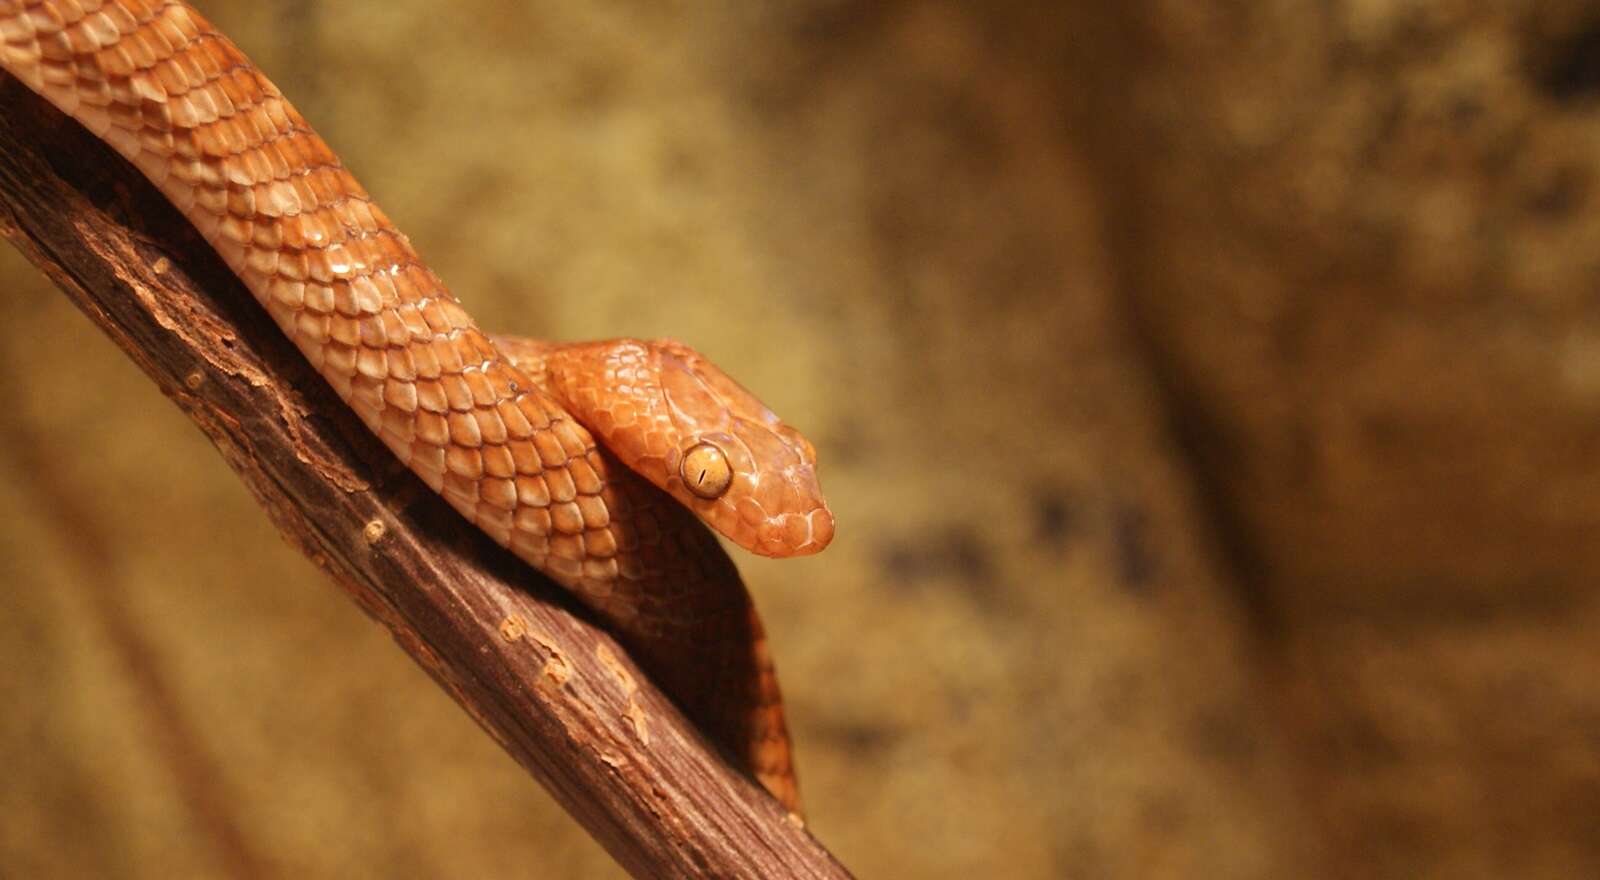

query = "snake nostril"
681;442;732;499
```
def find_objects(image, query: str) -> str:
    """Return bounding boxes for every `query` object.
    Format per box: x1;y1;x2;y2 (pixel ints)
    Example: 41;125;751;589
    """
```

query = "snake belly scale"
0;0;833;812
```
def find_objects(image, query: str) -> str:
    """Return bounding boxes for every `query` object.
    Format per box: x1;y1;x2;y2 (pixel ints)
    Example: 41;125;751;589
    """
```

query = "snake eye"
681;442;732;499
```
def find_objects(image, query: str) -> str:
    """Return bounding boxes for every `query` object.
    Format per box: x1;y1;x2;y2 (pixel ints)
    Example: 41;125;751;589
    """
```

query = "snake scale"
0;0;833;812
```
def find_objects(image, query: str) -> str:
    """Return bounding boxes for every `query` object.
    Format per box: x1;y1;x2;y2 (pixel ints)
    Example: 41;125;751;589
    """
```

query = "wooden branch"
0;76;851;880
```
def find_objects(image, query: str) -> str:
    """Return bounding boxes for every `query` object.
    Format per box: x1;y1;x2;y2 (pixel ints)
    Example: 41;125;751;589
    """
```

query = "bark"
0;75;849;880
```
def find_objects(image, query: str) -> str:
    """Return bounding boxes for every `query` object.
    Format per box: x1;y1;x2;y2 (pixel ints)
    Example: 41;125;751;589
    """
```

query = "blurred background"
5;0;1600;876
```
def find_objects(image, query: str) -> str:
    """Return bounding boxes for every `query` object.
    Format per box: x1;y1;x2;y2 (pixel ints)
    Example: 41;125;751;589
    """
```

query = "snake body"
0;0;831;811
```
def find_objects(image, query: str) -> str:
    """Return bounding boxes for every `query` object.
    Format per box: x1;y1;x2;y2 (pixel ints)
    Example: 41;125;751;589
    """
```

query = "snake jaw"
664;412;833;559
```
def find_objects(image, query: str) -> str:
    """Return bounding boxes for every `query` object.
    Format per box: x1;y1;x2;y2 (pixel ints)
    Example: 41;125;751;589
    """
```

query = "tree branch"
0;76;850;880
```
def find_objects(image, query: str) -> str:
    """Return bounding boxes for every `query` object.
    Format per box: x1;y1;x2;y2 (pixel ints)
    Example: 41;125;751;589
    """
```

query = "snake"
0;0;832;812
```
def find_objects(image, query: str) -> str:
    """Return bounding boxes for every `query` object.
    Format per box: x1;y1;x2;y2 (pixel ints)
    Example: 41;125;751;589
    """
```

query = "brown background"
4;1;1600;877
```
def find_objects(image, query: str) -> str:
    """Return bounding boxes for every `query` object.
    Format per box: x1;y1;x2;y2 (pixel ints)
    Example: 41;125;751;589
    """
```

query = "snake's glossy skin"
0;0;832;811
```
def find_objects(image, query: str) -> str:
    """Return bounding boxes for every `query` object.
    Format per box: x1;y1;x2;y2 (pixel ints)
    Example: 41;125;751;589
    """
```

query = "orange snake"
0;0;832;811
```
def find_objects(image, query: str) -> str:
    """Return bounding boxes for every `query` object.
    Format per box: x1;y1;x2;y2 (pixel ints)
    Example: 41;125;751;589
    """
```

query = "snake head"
649;339;834;557
506;336;834;557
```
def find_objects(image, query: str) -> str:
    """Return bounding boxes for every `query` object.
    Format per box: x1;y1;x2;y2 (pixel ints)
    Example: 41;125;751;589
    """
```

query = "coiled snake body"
0;0;831;811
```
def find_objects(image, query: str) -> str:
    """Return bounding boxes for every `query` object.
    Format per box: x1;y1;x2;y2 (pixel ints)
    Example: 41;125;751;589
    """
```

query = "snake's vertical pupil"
682;442;732;499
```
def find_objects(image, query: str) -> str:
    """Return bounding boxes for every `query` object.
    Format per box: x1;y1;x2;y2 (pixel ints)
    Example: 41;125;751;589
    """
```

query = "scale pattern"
494;336;836;557
0;0;802;809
